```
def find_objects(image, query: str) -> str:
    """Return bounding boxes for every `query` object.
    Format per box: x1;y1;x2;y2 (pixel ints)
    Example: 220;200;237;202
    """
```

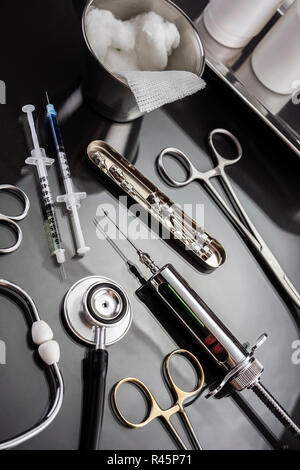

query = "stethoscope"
0;279;63;450
63;276;132;450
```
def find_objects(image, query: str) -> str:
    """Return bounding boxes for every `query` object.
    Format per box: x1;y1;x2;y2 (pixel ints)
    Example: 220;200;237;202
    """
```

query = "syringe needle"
45;91;50;105
93;217;146;285
102;210;159;274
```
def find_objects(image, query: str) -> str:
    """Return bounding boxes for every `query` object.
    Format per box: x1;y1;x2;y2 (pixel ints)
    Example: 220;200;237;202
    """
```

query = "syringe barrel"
144;264;263;391
47;106;64;150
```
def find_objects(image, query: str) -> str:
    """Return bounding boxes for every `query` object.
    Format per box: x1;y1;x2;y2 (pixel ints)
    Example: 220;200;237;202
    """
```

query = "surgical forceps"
0;185;30;254
157;128;300;308
113;349;205;450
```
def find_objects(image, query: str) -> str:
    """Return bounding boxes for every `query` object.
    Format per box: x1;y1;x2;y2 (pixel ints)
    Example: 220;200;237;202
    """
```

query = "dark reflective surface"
0;0;299;451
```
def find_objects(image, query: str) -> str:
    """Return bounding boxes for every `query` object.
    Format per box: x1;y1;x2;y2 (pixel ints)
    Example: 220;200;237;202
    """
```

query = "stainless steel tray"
195;4;300;157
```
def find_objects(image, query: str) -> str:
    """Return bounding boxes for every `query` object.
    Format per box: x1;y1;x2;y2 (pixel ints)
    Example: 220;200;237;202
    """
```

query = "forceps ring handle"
208;129;243;167
113;377;162;428
164;349;205;405
0;216;22;254
157;148;197;187
0;185;30;221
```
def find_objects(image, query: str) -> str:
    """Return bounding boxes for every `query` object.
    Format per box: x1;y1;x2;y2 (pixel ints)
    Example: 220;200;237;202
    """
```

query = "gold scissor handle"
164;349;205;409
113;377;163;429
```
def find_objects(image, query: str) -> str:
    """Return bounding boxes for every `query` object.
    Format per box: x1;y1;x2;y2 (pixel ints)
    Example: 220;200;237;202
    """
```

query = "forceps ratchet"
113;349;205;450
157;128;300;308
0;184;30;253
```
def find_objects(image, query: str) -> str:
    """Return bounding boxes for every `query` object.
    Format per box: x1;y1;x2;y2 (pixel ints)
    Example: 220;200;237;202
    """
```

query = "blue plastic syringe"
45;93;90;256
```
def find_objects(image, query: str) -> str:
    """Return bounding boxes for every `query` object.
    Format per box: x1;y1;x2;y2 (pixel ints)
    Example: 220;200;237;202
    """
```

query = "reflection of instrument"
87;140;225;272
0;185;29;254
157;128;300;308
96;213;300;439
64;276;132;450
0;280;63;450
113;349;204;450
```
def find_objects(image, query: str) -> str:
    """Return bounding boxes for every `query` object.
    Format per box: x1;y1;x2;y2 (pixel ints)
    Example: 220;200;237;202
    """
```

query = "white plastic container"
203;0;283;48
252;0;300;95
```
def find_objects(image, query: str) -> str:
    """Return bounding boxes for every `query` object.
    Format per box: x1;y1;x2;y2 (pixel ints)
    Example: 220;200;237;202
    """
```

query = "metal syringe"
96;212;300;439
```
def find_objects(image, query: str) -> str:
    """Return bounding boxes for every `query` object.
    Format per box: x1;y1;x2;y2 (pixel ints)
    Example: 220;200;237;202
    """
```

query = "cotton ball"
110;19;136;52
86;8;115;61
86;9;181;73
135;12;180;71
135;12;169;70
164;22;180;56
104;48;139;73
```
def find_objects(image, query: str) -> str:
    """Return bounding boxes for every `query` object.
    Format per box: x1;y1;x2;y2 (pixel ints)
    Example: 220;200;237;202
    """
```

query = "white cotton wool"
110;17;136;52
135;12;180;71
104;48;139;73
86;9;114;61
85;9;180;73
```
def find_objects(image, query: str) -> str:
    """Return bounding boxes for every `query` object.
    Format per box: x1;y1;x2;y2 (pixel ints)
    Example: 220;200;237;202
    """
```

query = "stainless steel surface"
82;0;205;121
1;108;299;450
0;280;64;450
88;140;226;271
157;129;300;308
64;276;132;346
2;0;299;450
195;5;300;157
0;185;30;254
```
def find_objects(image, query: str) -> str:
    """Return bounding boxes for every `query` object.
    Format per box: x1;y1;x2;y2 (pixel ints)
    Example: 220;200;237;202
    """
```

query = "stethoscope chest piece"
64;276;132;346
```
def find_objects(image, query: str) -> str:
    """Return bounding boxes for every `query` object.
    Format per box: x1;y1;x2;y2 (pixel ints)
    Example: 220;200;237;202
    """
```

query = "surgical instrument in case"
0;185;30;254
22;104;65;264
113;349;205;450
87;140;226;272
96;213;300;439
0;280;63;450
63;276;132;450
157;128;300;308
45;93;90;257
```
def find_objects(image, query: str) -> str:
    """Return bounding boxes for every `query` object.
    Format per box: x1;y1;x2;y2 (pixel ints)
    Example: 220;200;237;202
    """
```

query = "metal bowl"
82;0;205;122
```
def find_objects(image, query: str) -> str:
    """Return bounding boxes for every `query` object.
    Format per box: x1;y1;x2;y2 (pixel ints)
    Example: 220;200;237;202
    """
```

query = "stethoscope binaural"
63;276;132;450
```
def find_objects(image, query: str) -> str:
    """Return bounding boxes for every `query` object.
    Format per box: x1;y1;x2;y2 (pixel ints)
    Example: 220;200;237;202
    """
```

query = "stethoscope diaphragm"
63;276;132;346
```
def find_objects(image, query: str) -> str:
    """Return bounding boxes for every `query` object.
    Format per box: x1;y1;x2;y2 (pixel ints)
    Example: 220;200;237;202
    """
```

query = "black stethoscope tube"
82;347;108;450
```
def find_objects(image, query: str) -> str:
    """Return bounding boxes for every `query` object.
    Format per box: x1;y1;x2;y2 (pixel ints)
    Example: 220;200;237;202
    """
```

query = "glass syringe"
22;104;66;264
45;93;90;256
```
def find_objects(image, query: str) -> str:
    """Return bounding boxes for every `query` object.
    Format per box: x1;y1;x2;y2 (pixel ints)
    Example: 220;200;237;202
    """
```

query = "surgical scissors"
0;184;30;254
113;349;205;450
157;128;300;308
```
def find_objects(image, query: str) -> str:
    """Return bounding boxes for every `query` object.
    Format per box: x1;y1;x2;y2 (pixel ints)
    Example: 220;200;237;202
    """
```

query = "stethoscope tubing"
0;279;63;450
